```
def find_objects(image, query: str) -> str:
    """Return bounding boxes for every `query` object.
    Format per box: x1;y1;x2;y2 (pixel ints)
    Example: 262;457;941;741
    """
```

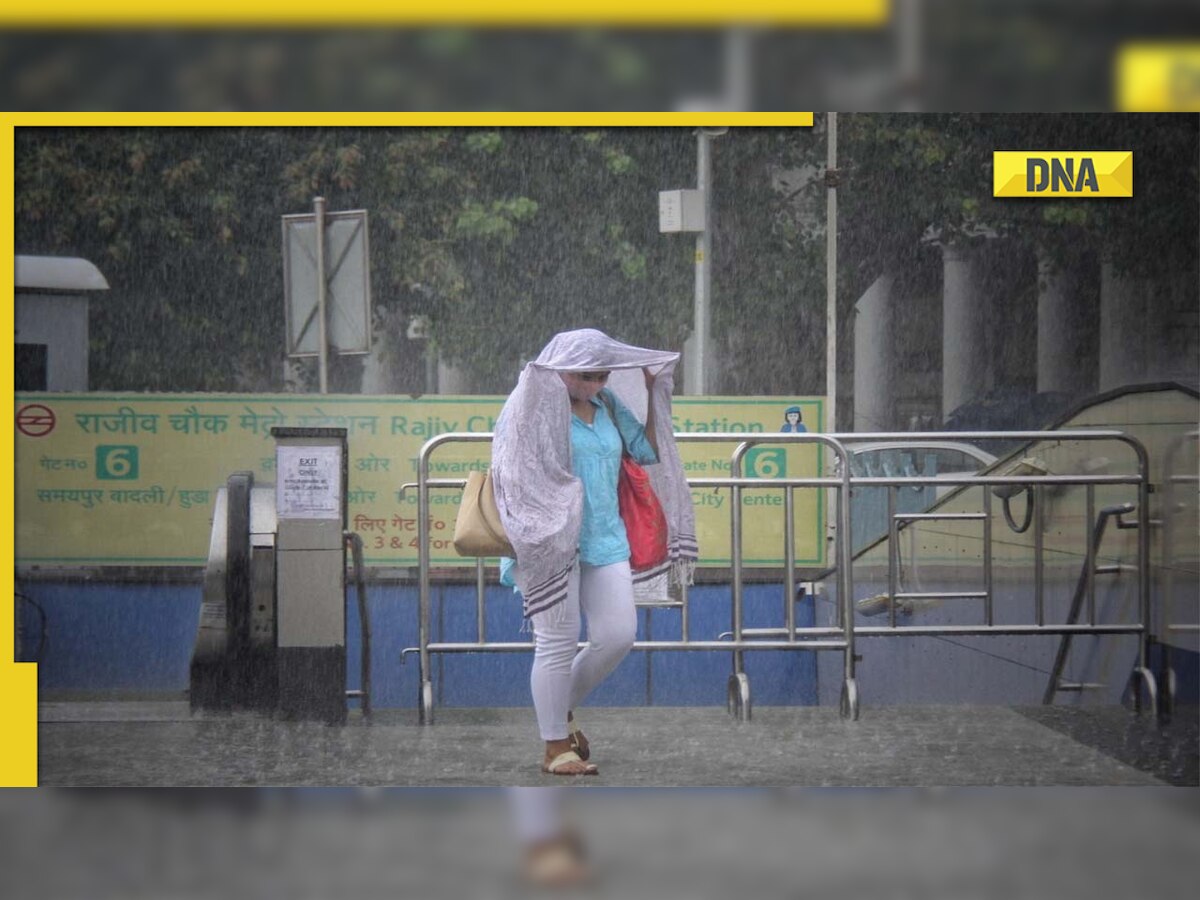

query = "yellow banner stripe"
0;1;889;27
3;112;814;128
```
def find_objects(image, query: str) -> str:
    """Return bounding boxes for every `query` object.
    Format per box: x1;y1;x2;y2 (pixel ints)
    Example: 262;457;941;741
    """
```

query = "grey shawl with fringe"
491;329;697;618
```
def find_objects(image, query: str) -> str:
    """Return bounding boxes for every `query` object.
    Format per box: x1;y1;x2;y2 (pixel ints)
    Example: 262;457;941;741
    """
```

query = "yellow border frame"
2;2;888;27
7;112;813;127
1;117;34;786
2;110;814;786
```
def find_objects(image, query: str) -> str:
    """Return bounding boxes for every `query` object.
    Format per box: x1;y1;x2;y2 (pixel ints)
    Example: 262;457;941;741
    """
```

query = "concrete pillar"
853;273;896;431
436;357;471;394
1098;260;1146;392
1036;251;1092;395
941;242;987;420
1143;273;1197;383
359;334;402;394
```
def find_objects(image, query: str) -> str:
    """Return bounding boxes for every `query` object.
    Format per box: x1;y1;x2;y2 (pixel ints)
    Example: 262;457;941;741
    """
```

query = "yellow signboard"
993;151;1133;198
15;393;825;569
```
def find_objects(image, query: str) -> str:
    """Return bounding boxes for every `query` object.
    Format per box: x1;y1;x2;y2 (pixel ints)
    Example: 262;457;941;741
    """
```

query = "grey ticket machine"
272;427;349;724
189;427;350;724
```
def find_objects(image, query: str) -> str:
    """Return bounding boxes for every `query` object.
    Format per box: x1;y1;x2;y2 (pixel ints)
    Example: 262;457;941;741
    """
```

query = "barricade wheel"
727;673;751;722
1160;668;1177;724
1129;667;1158;717
420;680;434;725
839;678;859;721
738;673;752;722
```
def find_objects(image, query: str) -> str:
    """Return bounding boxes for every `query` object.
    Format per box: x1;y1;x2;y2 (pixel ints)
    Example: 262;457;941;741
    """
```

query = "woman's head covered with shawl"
490;329;697;618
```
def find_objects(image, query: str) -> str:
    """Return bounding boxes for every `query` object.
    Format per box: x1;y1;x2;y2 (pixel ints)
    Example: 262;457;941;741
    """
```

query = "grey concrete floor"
37;702;1196;786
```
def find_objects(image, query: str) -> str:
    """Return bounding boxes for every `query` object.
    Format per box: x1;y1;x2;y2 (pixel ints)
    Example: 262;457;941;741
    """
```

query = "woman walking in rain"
492;328;697;776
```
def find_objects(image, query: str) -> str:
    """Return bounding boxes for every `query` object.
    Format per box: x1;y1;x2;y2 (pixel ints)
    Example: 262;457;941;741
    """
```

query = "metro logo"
993;151;1133;198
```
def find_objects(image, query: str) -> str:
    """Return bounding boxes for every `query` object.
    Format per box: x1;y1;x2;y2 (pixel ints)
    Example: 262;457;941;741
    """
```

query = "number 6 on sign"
744;447;786;479
96;445;139;480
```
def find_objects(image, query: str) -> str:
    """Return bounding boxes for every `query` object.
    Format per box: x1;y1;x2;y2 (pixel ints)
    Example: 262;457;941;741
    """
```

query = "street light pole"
314;195;329;394
692;127;729;395
825;113;839;569
693;130;714;395
825;114;838;435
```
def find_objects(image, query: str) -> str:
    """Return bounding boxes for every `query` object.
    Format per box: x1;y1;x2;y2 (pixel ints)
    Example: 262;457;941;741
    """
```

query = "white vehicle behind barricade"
841;440;998;498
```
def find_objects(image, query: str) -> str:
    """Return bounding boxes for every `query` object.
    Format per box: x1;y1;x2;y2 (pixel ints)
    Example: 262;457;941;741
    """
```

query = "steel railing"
735;430;1158;716
401;429;1158;723
401;432;855;722
1157;429;1200;721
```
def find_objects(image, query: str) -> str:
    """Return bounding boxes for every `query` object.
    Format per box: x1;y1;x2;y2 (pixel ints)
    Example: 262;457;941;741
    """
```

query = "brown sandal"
567;716;590;761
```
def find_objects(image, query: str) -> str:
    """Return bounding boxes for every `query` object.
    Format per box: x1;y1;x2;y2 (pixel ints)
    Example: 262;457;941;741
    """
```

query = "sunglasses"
577;371;610;382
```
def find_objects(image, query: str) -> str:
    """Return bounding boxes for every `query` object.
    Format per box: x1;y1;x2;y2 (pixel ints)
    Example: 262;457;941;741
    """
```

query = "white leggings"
530;560;637;741
508;787;565;844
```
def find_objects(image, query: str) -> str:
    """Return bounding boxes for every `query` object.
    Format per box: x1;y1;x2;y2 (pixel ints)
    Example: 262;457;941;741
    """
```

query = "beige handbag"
453;469;515;557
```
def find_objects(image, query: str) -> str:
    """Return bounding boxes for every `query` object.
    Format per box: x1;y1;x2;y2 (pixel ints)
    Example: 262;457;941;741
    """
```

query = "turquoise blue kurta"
500;387;656;586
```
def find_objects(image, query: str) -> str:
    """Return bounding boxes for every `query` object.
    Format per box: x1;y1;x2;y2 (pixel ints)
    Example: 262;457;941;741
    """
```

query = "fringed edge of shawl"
631;532;697;605
521;557;576;620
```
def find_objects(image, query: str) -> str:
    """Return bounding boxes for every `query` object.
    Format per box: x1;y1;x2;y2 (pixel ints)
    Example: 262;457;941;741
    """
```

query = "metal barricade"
401;429;1158;723
737;430;1159;716
400;432;856;723
1158;429;1200;721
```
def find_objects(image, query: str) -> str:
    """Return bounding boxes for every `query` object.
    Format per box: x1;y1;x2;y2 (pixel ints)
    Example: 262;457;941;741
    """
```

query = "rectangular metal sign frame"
282;209;373;357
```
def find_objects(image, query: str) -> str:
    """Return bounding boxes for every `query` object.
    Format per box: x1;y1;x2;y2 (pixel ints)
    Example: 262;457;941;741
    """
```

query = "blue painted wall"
21;576;1192;711
17;580;818;709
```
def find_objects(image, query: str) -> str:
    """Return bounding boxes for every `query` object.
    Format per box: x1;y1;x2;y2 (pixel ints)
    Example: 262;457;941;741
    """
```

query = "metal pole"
731;452;744;677
476;557;486;644
784;486;796;641
1034;485;1045;626
825;114;840;588
314;196;329;394
838;440;855;693
825;113;838;434
680;580;690;642
1085;484;1096;626
887;485;898;628
983;485;994;626
417;441;431;719
345;531;371;719
693;131;713;395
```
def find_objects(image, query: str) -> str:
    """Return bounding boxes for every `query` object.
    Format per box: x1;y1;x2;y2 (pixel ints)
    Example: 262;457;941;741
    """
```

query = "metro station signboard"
15;392;825;569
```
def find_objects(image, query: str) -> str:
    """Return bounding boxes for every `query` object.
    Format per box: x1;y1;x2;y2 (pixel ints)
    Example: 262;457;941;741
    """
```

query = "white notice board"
276;445;342;519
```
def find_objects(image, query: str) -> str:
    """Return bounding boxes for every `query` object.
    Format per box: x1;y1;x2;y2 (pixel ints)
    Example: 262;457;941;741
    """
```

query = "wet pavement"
37;702;1196;786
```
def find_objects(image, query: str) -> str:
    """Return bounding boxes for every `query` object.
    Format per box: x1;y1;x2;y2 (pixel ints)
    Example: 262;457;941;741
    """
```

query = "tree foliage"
836;113;1198;289
15;117;1195;397
16;127;708;392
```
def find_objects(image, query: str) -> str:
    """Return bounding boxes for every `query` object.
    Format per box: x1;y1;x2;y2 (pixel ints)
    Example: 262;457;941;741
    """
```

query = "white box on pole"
658;189;706;233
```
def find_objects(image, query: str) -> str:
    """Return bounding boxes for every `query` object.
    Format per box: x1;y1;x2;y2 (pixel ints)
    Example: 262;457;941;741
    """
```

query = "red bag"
617;455;669;572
